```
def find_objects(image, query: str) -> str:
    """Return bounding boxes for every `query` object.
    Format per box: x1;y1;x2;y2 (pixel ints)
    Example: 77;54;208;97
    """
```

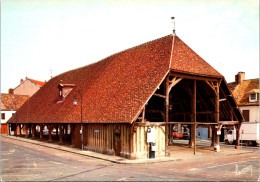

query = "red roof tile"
7;35;227;124
1;94;30;111
228;78;259;106
171;37;222;77
27;78;46;87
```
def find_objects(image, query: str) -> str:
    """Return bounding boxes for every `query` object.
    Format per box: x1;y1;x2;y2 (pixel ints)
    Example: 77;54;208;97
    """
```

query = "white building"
228;72;259;123
1;93;30;134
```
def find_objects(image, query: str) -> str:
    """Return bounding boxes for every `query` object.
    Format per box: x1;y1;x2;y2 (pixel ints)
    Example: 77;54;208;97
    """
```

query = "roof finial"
171;17;176;36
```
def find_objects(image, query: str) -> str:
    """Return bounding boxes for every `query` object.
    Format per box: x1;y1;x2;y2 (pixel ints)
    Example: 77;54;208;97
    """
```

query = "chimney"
235;72;245;84
20;79;24;83
8;88;14;95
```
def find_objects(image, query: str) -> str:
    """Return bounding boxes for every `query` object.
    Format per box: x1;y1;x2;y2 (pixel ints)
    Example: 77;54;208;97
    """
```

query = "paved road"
1;137;259;181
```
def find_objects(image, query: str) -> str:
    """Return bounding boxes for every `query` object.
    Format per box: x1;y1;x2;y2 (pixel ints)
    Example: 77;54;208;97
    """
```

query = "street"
1;136;259;181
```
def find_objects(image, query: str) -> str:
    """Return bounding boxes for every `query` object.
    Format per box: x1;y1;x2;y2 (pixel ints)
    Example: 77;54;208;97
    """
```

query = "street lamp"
73;92;83;151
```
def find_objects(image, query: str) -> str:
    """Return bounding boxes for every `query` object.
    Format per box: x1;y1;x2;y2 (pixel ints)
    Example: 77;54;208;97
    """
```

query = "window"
249;93;258;102
1;113;5;120
251;93;256;100
242;110;249;122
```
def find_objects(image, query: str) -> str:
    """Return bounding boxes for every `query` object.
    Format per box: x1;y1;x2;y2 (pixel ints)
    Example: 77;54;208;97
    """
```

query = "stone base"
235;145;241;149
214;145;220;152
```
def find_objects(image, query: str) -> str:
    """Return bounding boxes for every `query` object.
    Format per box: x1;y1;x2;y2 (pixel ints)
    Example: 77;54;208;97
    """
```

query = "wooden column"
211;125;215;147
48;125;53;143
19;124;22;136
40;124;43;140
190;80;196;155
58;124;63;144
235;124;241;149
29;124;32;136
31;124;35;139
56;126;59;137
14;124;17;136
214;81;220;152
142;106;146;123
165;75;170;157
25;124;29;137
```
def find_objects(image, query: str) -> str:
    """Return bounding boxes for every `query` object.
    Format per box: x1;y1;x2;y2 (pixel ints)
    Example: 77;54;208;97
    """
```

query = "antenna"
171;17;176;35
50;69;53;79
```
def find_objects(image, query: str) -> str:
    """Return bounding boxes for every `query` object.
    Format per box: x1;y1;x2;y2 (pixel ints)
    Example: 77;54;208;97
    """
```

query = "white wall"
240;105;259;122
14;80;40;96
1;111;16;124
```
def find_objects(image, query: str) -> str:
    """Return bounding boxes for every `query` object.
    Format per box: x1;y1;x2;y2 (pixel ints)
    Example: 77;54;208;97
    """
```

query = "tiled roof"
1;94;30;111
228;78;259;106
27;78;46;87
7;35;227;124
171;37;222;77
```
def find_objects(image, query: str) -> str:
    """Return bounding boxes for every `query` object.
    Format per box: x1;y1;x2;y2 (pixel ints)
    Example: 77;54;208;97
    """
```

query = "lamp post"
73;92;83;151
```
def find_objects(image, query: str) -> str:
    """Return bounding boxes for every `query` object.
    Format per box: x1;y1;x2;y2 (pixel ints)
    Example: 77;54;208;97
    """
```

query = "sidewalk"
1;135;253;164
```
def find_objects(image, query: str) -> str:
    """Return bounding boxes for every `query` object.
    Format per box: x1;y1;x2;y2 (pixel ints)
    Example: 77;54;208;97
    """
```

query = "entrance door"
113;133;121;156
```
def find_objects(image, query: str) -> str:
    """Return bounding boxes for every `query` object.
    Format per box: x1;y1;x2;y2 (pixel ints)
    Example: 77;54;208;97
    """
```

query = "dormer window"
57;84;75;102
249;93;259;103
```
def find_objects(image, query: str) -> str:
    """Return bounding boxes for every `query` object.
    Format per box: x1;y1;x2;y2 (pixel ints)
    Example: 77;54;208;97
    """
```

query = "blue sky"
1;0;259;93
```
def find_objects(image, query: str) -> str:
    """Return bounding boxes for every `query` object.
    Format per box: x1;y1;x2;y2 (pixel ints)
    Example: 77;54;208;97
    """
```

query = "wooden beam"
168;77;182;94
170;72;220;82
218;121;239;125
153;93;166;98
142;106;146;123
204;80;217;95
165;74;170;157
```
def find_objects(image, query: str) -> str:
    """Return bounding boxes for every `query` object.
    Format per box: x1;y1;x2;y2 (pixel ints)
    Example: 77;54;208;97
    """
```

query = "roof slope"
8;35;173;124
228;78;259;106
1;94;30;111
8;35;227;124
27;78;46;87
171;37;222;77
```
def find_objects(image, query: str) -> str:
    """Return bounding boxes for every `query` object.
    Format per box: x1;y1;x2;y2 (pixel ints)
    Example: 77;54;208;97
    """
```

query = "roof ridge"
50;34;172;80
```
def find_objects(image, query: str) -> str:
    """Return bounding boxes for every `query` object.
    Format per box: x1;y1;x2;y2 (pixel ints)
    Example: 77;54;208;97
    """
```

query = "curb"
2;135;180;164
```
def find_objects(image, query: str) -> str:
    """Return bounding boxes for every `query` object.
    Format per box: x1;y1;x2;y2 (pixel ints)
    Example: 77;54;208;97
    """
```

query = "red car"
173;132;183;139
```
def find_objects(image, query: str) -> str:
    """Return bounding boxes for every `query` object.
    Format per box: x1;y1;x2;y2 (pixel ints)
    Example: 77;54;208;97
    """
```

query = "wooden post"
25;124;28;137
31;124;35;139
214;81;220;152
19;124;22;136
48;125;53;143
211;125;215;147
56;126;59;137
165;75;170;157
58;124;63;144
29;124;32;136
235;124;241;149
40;124;43;140
142;106;146;123
14;124;17;136
190;80;196;155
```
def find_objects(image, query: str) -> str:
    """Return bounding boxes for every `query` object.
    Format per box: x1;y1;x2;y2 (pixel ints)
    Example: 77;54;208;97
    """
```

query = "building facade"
228;72;259;123
14;77;46;97
7;33;243;159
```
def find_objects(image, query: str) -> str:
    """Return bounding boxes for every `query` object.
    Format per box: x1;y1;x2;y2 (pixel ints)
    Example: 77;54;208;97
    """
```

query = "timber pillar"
58;124;63;144
235;124;241;149
214;81;220;152
31;124;35;139
214;125;221;152
48;125;53;143
19;124;22;136
25;124;29;137
40;124;43;140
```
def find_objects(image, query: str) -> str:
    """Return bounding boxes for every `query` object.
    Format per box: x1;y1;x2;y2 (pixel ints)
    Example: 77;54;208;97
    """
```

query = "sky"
1;0;259;93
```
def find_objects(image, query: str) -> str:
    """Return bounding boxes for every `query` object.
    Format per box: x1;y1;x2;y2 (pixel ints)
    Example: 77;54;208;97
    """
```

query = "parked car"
43;129;49;134
173;132;183;139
